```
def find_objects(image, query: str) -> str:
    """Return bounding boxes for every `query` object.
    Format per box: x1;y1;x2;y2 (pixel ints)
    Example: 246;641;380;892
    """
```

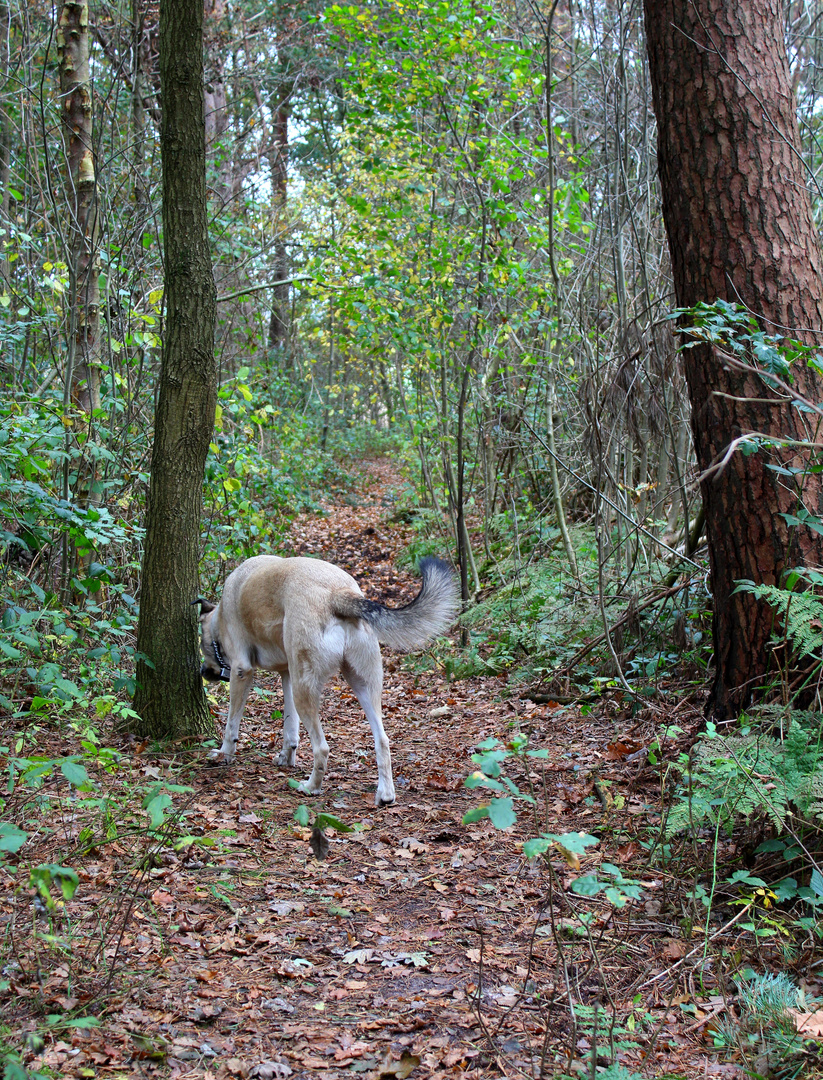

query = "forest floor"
2;457;785;1079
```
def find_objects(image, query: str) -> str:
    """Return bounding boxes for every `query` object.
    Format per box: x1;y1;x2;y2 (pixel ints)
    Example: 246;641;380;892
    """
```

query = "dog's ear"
191;597;215;616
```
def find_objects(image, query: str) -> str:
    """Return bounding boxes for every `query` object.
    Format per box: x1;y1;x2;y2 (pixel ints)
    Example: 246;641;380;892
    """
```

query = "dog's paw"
277;747;297;767
297;778;322;796
207;748;235;766
375;787;396;808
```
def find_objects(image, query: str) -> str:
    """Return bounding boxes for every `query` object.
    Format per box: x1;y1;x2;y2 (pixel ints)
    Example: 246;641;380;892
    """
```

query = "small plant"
712;971;823;1078
463;734;647;1076
665;715;823;838
292;802;354;860
463;734;643;904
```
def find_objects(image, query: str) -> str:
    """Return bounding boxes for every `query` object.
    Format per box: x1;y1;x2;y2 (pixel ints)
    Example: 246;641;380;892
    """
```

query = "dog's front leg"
277;671;300;767
209;667;255;764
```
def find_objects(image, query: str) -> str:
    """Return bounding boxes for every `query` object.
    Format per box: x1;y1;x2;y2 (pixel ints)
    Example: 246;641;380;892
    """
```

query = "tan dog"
194;556;458;806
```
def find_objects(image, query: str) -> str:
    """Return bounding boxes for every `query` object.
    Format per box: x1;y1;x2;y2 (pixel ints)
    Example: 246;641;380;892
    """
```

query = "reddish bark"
643;0;823;715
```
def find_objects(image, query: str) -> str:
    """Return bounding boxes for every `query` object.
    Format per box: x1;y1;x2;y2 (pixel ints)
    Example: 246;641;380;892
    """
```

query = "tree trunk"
644;0;823;717
130;0;150;247
57;2;101;425
267;93;291;358
133;0;217;739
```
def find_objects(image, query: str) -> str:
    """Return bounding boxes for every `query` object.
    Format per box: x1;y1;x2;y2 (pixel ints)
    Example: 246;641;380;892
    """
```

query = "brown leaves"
793;1011;823;1037
0;457;736;1080
368;1050;421;1079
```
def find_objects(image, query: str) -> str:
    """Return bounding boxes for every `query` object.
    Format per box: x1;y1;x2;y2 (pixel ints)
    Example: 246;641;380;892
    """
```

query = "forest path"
15;457;726;1080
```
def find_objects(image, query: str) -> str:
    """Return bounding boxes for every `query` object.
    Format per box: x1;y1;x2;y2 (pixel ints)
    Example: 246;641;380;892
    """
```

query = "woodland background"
4;1;823;1078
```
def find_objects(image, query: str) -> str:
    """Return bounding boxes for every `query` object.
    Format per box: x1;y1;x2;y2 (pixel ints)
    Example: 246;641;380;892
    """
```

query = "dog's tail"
334;557;460;651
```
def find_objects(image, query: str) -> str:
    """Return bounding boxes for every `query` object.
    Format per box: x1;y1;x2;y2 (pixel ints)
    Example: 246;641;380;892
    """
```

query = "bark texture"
133;0;216;738
644;0;823;715
267;96;290;356
57;0;101;418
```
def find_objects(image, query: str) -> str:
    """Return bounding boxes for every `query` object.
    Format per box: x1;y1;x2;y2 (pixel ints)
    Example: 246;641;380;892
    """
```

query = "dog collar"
212;639;231;681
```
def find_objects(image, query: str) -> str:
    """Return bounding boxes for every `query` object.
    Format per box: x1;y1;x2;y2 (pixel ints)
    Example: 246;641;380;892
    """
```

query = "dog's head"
192;597;231;682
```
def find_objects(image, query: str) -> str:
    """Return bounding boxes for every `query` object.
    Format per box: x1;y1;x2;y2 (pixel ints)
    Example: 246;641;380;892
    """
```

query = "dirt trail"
4;457;729;1079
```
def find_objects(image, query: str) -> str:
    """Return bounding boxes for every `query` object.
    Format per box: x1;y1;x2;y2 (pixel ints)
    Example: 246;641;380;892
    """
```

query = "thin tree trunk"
547;375;578;576
57;2;101;429
133;0;217;739
268;93;291;358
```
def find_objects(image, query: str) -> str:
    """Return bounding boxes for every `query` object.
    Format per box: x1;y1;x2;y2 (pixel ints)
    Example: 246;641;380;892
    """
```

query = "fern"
666;715;823;836
734;578;823;659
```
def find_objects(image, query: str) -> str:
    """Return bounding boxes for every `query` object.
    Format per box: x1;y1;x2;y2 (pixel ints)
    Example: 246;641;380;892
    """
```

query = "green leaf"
471;748;507;777
65;1016;101;1029
522;836;552;859
487;797;516;830
774;877;798;902
315;813;354;833
475;736;501;751
173;835;217;852
810;868;823;898
293;804;311;827
461;806;490;824
4;1058;31;1080
60;759;92;789
464;772;505;791
0;822;27;853
727;870;767;888
552;831;599;855
569;874;602;897
30;863;79;905
145;793;172;829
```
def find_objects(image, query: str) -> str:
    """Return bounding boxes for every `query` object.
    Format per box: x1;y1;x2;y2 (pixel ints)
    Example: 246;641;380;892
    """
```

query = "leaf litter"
0;457;787;1079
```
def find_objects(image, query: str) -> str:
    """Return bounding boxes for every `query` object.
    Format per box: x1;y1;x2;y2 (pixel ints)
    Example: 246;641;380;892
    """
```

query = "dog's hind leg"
291;678;329;795
277;671;300;767
210;667;255;764
343;650;395;808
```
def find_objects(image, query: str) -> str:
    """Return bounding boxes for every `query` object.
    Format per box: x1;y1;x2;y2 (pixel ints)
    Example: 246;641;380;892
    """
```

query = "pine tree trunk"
644;0;823;716
133;0;216;739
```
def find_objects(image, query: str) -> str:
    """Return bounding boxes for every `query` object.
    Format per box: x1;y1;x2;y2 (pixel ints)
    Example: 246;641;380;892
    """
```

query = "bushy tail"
333;557;459;651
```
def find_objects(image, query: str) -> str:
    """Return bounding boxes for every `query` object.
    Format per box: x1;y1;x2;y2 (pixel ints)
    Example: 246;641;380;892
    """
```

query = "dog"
193;555;458;806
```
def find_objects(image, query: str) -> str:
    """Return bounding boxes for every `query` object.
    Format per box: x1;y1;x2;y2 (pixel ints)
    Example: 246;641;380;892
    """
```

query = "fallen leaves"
794;1010;823;1037
368;1050;421;1079
0;457;756;1080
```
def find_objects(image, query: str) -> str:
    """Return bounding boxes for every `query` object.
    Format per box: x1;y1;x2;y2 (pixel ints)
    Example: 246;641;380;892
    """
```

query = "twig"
217;274;346;303
553;579;696;676
522;418;702;569
637;902;753;989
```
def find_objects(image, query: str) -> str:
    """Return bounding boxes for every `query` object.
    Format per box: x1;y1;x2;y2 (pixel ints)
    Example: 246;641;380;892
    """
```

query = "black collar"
212;639;231;681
